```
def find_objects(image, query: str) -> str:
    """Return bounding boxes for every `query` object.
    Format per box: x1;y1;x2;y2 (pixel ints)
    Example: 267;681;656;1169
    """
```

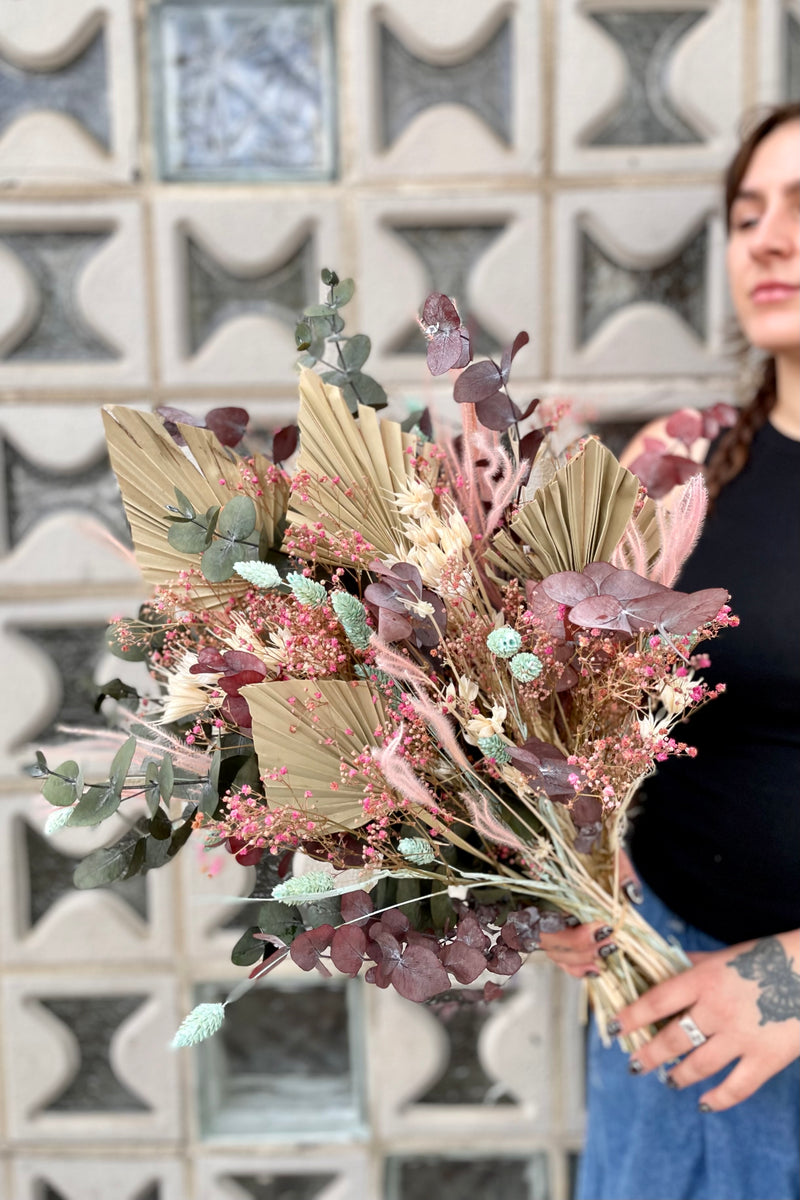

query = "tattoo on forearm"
726;938;800;1025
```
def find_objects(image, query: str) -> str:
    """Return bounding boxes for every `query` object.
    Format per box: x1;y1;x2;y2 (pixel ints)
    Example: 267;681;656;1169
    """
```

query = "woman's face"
726;119;800;358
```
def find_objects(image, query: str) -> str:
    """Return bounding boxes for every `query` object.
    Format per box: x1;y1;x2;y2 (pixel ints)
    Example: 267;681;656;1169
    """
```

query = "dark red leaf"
572;795;602;826
519;428;545;463
629;449;702;499
422;292;461;331
223;695;253;729
340;889;374;925
701;402;738;440
222;650;268;675
501;906;540;952
455;913;491;952
156;406;203;446
440;940;486;984
665;408;703;447
542;571;596;606
539;912;567;933
474;392;522;432
453;359;504;405
330;924;367;976
234;843;264;866
390;944;451;1002
568;594;631;633
191;647;227;673
500;330;530;381
218;670;266;695
626;587;728;634
520;397;541;421
485;943;523;976
483;980;505;1002
427;327;470;376
205;406;249;447
290;925;334;974
272;424;299;464
381;908;410;937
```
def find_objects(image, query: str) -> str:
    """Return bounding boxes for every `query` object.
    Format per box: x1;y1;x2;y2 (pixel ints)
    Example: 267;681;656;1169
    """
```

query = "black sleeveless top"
630;421;800;944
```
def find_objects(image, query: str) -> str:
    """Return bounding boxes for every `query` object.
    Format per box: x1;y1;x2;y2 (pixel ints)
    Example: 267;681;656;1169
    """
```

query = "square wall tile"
758;0;800;100
355;192;542;386
13;1156;186;1200
346;0;542;180
151;0;337;181
553;186;732;378
195;1151;370;1200
0;0;139;184
151;195;341;387
0;200;149;389
555;0;744;175
2;972;181;1142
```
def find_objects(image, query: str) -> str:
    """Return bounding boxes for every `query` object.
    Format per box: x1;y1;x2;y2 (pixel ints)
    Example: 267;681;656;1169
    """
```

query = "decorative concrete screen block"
555;0;744;174
348;1;541;179
151;197;340;386
554;186;730;378
1;973;180;1141
152;0;336;181
384;1153;550;1200
194;980;366;1139
13;1158;186;1200
355;193;541;386
0;0;138;183
195;1153;370;1200
0;200;148;388
368;960;557;1143
758;0;800;100
0;794;177;967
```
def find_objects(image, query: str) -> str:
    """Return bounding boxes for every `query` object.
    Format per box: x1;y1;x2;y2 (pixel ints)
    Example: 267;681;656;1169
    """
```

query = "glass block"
227;1173;337;1200
379;19;512;150
196;981;365;1139
151;0;337;181
0;233;118;362
0;27;110;150
388;224;506;356
38;995;151;1113
787;9;800;99
417;992;514;1106
1;439;129;553
567;1152;582;1200
578;222;708;346
186;231;315;356
385;1154;550;1200
222;852;285;930
10;621;108;745
585;10;705;146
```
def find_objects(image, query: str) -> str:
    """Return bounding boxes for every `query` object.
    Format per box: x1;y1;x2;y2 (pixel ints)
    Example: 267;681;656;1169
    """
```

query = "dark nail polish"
623;880;644;905
565;915;581;927
598;942;618;959
585;969;600;978
698;1102;713;1113
665;1074;680;1090
594;925;613;942
606;1019;622;1036
628;1059;643;1075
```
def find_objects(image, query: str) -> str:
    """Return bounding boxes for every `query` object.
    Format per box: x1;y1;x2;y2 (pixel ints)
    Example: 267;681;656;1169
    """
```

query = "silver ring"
678;1013;707;1048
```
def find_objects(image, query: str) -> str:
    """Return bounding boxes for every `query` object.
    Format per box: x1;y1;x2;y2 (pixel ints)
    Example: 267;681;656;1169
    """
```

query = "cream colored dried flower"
158;652;220;725
465;703;507;743
395;479;436;520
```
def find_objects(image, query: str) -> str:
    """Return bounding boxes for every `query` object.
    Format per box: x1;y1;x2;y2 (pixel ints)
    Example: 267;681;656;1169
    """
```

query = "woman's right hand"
539;851;641;978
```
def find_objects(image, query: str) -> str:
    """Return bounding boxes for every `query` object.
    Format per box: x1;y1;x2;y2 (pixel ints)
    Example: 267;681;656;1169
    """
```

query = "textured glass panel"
1;439;129;552
578;223;708;345
0;26;110;149
22;819;148;929
228;1174;337;1200
568;1152;582;1200
186;232;315;356
153;1;336;181
786;10;800;100
39;996;151;1113
586;10;705;145
197;981;364;1138
11;622;108;744
385;1154;550;1200
388;224;505;356
0;233;118;362
222;852;285;929
380;19;511;149
417;992;514;1106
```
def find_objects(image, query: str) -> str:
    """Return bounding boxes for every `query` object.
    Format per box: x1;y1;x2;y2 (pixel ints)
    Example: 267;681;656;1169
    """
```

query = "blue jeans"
577;882;800;1200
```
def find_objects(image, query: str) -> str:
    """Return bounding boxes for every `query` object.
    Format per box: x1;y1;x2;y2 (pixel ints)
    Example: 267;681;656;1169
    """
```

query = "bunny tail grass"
171;1001;226;1048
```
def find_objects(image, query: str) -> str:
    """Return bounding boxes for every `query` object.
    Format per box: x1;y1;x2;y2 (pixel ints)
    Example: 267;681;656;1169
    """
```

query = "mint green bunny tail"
331;591;372;650
234;561;282;589
286;572;327;606
171;1001;226;1048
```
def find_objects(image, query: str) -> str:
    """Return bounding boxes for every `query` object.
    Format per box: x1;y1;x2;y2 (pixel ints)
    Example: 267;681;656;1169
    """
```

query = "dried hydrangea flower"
397;836;436;866
509;652;544;682
486;626;523;658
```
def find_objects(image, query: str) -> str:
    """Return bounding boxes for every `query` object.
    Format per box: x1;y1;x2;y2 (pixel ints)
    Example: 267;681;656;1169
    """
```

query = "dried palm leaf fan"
241;678;390;828
286;369;437;566
102;407;289;608
486;437;659;580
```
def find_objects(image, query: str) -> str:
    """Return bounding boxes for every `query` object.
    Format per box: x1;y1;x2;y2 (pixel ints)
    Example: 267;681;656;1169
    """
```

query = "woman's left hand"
610;929;800;1112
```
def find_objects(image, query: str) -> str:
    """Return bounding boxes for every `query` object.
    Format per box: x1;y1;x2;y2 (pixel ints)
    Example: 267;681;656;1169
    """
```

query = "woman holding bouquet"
542;102;800;1200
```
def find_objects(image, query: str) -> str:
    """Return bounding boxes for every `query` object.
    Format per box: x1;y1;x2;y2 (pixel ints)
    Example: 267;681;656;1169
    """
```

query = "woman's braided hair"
704;100;800;503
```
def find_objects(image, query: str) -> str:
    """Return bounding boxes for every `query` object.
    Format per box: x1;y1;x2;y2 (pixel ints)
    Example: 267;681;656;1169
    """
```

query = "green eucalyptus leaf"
257;901;303;944
320;369;349;388
331;278;355;307
158;756;175;804
68;783;122;827
218;494;256;541
144;834;172;869
320;267;339;286
110;736;137;792
167;520;208;554
168;811;196;858
94;677;139;713
429;884;456;933
295;322;312;350
231;926;266;967
232;753;261;792
204;506;221;546
341;333;371;372
31;750;49;778
149;806;173;840
74;840;137;888
173;489;196;519
304;303;333;318
42;760;83;807
201;540;238;582
342;372;387;411
144;760;161;817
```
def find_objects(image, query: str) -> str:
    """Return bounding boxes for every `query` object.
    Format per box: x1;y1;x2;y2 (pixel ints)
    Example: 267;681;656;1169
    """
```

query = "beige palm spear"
286;369;437;566
102;407;289;609
241;678;390;828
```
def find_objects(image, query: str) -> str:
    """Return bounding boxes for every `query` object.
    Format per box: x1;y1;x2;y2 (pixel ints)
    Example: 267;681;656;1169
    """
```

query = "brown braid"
704;101;799;503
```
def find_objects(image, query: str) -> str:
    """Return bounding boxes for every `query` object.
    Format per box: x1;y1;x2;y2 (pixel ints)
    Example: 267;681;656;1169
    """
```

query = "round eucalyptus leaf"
167;520;208;554
67;783;123;827
42;760;82;807
74;841;137;889
331;278;355;307
341;333;371;372
201;540;238;582
218;495;256;540
342;372;387;411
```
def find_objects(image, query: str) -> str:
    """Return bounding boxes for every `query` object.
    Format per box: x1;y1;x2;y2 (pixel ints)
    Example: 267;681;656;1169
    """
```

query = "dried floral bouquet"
34;277;735;1052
